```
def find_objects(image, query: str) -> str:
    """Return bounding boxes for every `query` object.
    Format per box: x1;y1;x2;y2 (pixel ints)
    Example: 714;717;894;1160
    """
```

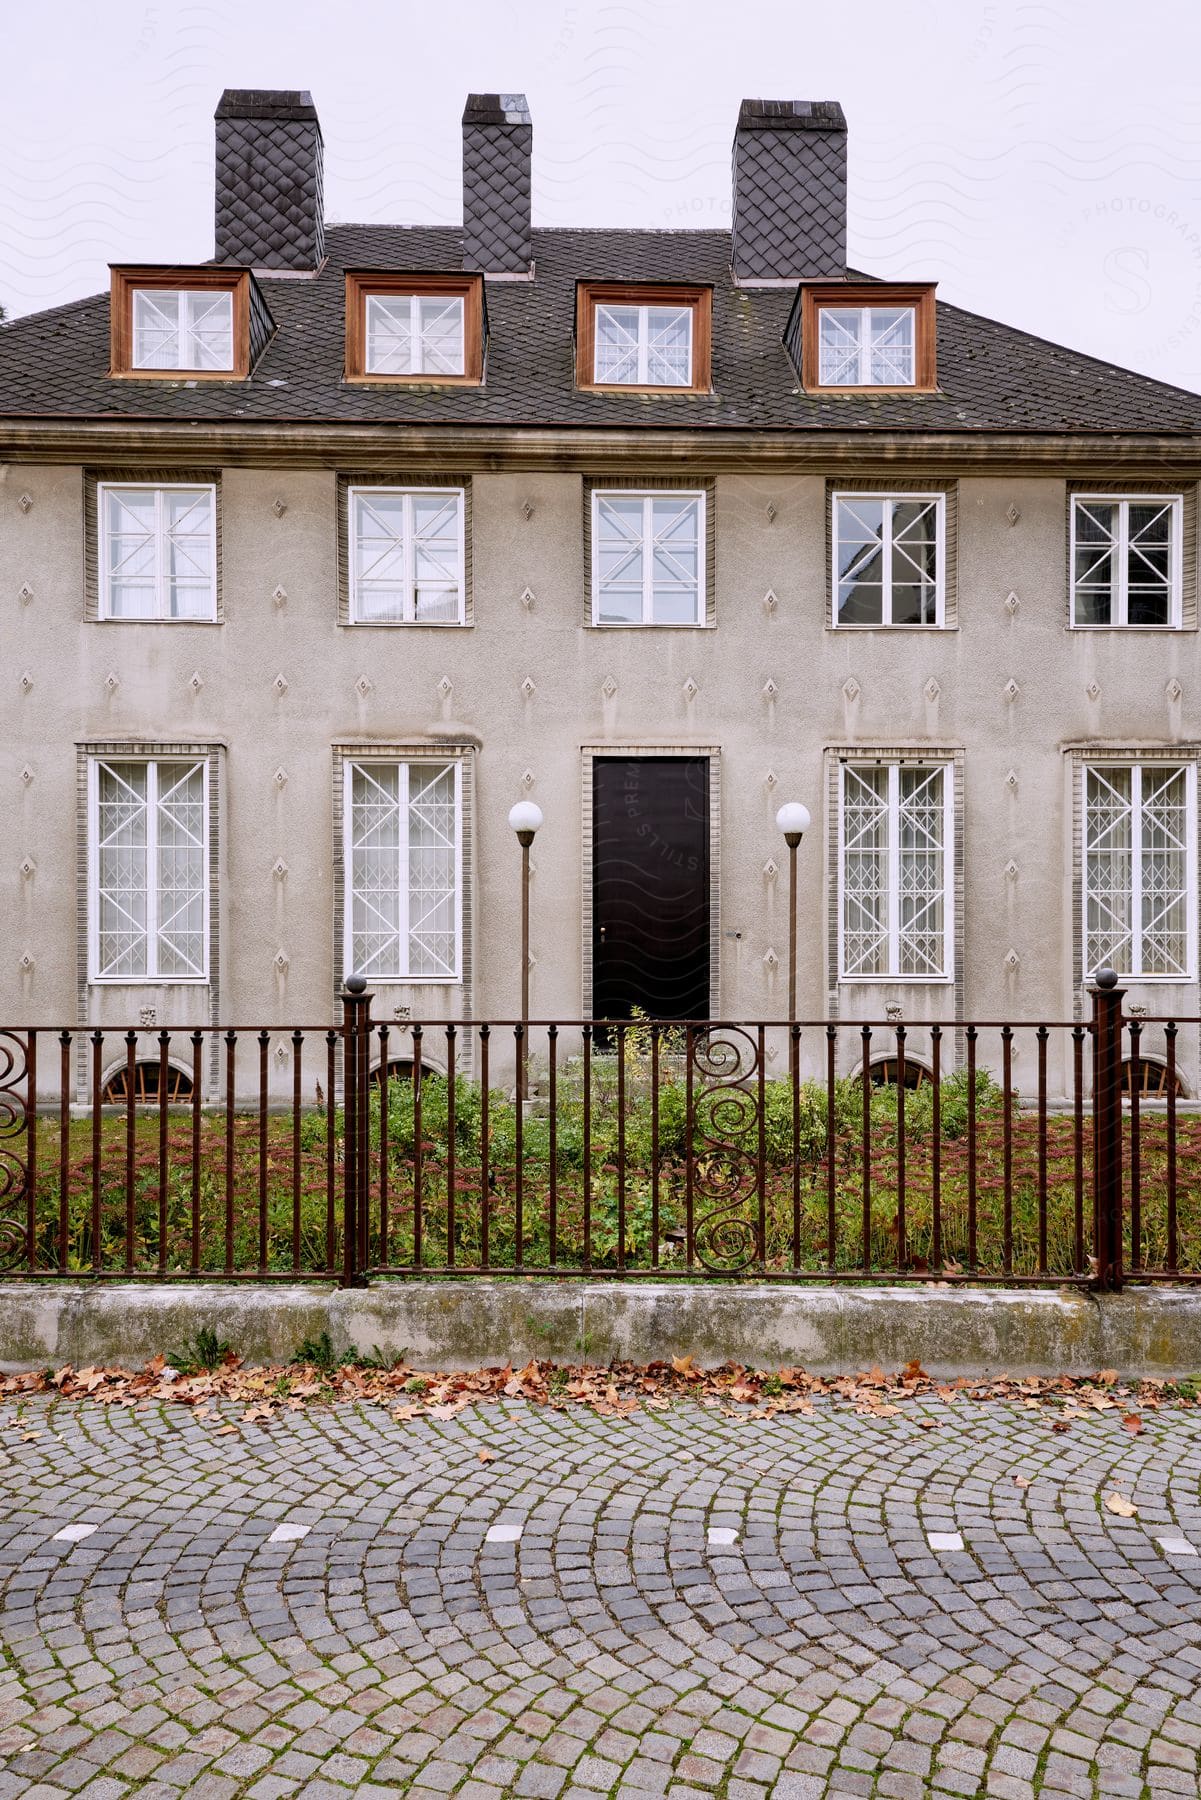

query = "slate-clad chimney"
214;89;324;271
731;100;847;283
462;94;533;275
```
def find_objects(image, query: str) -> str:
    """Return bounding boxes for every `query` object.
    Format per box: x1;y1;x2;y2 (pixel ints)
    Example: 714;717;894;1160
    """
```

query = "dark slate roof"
3;223;1201;433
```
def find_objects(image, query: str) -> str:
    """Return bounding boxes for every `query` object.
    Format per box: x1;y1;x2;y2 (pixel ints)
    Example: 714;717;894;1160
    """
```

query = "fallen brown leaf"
1104;1491;1137;1517
1121;1414;1144;1435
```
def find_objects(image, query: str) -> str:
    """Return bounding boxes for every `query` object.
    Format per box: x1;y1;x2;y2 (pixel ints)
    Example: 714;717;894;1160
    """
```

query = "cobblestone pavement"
0;1396;1200;1799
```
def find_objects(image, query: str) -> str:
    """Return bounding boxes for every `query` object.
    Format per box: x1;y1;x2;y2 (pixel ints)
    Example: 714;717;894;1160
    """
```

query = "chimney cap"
462;93;531;127
215;88;321;126
736;99;845;132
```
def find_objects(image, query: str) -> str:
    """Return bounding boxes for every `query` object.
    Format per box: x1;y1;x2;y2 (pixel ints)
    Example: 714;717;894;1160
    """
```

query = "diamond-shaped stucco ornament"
924;678;940;703
1004;768;1018;788
1004;949;1020;970
273;859;288;879
355;674;373;697
17;494;32;514
1004;590;1020;615
273;766;288;788
520;586;535;609
20;766;33;784
18;584;33;604
104;671;119;693
437;675;453;698
1086;680;1101;701
762;678;778;700
764;769;778;789
188;670;203;693
1003;678;1020;701
683;676;699;701
19;671;32;693
520;768;535;789
842;676;860;701
272;498;287;518
1166;678;1183;701
18;857;34;878
763;859;778;880
272;585;287;607
1004;859;1019;880
762;588;779;614
274;949;289;971
272;672;289;696
1006;503;1021;526
521;676;536;699
602;675;617;699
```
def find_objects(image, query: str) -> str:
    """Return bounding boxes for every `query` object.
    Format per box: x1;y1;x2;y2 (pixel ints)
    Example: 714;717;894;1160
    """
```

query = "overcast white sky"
5;0;1201;390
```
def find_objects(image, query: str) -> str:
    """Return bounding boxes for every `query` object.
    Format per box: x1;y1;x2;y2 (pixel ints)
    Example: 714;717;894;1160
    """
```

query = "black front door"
592;757;710;1021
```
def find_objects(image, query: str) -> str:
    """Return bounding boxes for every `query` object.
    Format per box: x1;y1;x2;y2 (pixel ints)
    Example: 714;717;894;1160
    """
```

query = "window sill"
107;368;248;383
345;619;470;630
88;976;211;987
1069;623;1187;633
342;373;483;388
838;976;954;986
831;622;950;632
578;382;714;396
94;615;222;626
589;620;713;631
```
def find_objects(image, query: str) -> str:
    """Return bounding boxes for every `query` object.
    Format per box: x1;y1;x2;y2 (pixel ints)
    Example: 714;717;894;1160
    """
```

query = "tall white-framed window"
347;487;465;624
594;304;693;386
345;761;462;980
833;493;945;626
1071;495;1183;628
365;293;465;376
131;289;234;370
88;758;209;983
1083;762;1196;980
839;761;954;981
592;490;705;625
98;484;217;621
818;306;916;386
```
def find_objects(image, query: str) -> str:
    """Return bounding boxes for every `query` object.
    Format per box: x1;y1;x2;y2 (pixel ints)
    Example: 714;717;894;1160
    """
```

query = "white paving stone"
485;1523;522;1543
51;1522;98;1543
1157;1535;1198;1556
708;1526;738;1546
268;1522;311;1542
927;1530;964;1552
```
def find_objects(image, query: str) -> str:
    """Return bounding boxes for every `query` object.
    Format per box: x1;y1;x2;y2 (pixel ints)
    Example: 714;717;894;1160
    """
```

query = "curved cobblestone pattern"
0;1398;1199;1797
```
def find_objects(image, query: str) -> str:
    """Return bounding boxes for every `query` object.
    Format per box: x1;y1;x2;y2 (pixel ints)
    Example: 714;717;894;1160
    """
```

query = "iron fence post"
1090;967;1125;1293
341;976;372;1288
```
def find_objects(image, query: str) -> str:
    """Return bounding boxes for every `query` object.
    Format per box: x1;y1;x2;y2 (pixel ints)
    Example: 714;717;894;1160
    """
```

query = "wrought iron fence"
0;976;1196;1288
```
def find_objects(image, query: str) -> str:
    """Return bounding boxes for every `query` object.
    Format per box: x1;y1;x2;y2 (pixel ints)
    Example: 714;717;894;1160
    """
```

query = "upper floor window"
1084;763;1195;980
347;487;465;624
98;483;217;621
1071;496;1182;628
89;758;209;983
839;761;953;981
345;760;461;980
344;273;484;384
592;489;705;625
109;267;260;378
793;282;936;392
834;492;944;626
577;284;711;393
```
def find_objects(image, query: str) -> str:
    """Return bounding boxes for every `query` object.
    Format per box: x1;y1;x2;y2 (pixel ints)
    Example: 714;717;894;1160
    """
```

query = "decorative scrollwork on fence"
0;1033;30;1271
690;1026;762;1273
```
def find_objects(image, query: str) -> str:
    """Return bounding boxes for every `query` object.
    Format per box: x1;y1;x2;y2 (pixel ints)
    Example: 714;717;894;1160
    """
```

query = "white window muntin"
97;483;217;622
832;492;945;627
131;288;234;370
343;759;463;982
1083;762;1196;982
364;293;465;376
591;489;706;626
88;757;210;984
818;305;916;386
347;487;466;625
1070;495;1183;628
838;761;954;982
593;303;693;386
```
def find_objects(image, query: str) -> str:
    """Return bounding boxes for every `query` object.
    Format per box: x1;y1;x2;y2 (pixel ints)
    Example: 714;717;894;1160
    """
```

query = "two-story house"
3;88;1201;1100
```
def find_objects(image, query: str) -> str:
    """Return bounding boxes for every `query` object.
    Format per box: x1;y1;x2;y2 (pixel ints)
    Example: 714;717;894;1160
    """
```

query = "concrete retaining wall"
2;1280;1201;1378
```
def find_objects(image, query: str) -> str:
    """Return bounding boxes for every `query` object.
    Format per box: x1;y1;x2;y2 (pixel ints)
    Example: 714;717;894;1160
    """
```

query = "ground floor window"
345;760;461;980
839;761;953;980
89;758;209;982
1083;763;1195;979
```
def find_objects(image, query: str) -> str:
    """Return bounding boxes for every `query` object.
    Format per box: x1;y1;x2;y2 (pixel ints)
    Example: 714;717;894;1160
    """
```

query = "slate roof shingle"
3;224;1201;434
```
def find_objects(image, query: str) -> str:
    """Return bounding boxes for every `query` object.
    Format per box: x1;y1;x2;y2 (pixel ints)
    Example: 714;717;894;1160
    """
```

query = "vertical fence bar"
224;1029;236;1276
342;996;358;1289
547;1024;558;1269
582;1024;592;1272
190;1030;203;1273
257;1030;269;1275
1001;1025;1013;1277
325;1030;337;1275
616;1024;626;1274
1072;1024;1086;1275
895;1024;907;1274
756;1024;767;1271
291;1030;303;1275
446;1024;457;1270
377;1024;390;1267
791;1023;802;1271
1036;1025;1049;1277
479;1023;491;1270
157;1032;170;1275
860;1024;872;1272
58;1030;71;1274
412;1024;424;1271
358;992;372;1275
124;1029;137;1273
1128;1018;1142;1274
930;1025;942;1272
513;1024;524;1271
684;1025;695;1270
90;1031;103;1272
25;1034;36;1273
966;1026;978;1272
1166;1021;1178;1272
649;1026;659;1272
825;1024;837;1272
1091;973;1125;1291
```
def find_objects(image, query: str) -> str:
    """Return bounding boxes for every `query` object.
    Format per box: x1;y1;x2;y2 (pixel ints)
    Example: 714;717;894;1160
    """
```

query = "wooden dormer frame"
798;282;938;394
576;282;713;393
109;266;254;380
343;272;485;386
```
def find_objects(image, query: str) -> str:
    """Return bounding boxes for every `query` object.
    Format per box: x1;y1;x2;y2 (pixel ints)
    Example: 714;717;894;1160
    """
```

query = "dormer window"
576;283;711;393
109;267;264;379
344;273;484;385
791;282;937;393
